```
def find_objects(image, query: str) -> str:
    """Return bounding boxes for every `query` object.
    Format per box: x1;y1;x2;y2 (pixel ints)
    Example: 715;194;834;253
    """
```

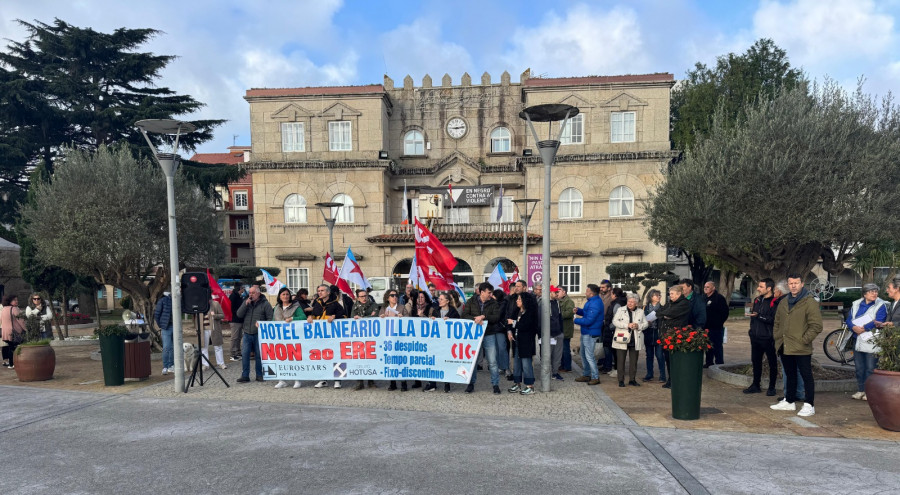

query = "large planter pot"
99;334;125;386
14;344;56;382
670;350;704;420
865;369;900;431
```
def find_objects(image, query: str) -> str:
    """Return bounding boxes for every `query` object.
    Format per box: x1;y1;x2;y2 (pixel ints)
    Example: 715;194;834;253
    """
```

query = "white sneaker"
293;381;302;389
314;381;327;388
851;391;865;400
770;399;796;411
162;368;169;375
862;393;867;401
797;403;815;417
334;381;341;389
608;370;617;377
274;380;288;389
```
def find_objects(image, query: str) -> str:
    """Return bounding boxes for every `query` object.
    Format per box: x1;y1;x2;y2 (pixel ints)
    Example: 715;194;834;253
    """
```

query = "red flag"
324;252;353;296
414;218;457;290
207;269;232;321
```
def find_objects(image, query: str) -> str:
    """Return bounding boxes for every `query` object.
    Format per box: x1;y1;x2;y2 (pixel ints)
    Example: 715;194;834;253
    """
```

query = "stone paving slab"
137;359;620;426
0;387;683;495
648;427;900;495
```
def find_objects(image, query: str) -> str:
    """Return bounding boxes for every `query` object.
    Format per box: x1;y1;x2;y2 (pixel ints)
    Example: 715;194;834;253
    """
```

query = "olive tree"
20;145;223;339
647;81;900;281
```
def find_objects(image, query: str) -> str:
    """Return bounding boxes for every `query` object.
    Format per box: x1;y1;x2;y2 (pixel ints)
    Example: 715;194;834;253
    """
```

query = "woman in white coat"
26;293;54;340
612;293;649;387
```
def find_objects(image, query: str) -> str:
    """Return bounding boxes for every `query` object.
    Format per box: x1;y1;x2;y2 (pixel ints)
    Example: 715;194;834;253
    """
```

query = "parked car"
729;291;750;308
51;299;80;313
837;286;862;293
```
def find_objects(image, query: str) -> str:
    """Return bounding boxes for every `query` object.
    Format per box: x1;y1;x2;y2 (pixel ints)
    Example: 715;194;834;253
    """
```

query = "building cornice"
521;150;678;165
245;160;394;171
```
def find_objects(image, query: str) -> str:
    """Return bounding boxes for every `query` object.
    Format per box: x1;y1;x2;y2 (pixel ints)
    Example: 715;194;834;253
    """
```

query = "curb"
50;339;99;348
705;361;857;392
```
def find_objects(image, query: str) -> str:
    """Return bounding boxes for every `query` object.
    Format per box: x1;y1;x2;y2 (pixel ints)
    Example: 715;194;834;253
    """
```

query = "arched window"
559;187;583;219
609;186;634;217
403;130;424;155
331;193;354;224
490;127;511;153
284;194;307;223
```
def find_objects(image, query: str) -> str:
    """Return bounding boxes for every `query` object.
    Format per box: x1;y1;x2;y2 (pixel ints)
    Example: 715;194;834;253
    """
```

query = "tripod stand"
184;314;230;393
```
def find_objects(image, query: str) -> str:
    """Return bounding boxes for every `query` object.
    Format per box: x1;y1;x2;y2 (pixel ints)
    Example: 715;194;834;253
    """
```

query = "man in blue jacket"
574;284;605;385
153;292;175;376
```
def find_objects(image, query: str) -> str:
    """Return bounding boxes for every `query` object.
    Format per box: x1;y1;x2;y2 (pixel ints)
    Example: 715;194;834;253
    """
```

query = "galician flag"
339;246;371;290
260;269;284;295
401;180;409;225
487;264;511;294
407;255;428;291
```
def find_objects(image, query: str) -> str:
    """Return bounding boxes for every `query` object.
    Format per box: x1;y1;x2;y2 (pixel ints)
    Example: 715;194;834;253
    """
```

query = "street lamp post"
135;119;196;393
519;104;578;393
512;198;540;283
315;202;344;261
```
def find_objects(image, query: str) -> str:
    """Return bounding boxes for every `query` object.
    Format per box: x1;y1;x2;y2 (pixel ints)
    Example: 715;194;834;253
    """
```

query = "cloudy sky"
2;0;898;154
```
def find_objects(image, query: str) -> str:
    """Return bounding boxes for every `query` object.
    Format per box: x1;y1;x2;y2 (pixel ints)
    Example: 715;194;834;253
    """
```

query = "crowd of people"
143;272;900;417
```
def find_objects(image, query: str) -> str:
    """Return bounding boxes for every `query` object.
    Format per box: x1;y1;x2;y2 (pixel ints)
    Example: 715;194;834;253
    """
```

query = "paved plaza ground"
2;313;899;493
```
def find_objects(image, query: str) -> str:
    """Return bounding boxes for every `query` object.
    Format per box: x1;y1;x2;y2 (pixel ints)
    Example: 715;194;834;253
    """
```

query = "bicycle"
823;307;855;365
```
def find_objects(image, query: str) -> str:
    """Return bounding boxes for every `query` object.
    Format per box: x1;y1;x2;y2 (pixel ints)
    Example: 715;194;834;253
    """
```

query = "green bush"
874;325;900;372
17;339;51;349
825;291;862;308
95;324;129;338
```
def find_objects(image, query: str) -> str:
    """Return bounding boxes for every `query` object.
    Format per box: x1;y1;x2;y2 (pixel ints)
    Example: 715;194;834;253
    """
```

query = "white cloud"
379;18;474;82
753;0;895;64
240;49;358;88
501;4;651;77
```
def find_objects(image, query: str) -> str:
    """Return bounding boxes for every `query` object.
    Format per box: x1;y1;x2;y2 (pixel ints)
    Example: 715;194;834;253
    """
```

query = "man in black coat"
228;282;246;361
461;282;503;394
703;281;730;367
746;278;778;395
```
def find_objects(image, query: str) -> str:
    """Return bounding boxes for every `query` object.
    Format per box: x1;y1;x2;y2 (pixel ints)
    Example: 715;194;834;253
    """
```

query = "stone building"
243;70;676;303
191;146;255;266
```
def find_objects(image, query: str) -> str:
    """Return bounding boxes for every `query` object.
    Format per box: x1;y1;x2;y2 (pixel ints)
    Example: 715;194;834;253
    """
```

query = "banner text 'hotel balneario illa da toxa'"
257;317;485;383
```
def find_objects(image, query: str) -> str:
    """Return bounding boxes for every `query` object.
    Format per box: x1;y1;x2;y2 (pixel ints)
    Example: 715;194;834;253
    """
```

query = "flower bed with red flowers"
657;325;711;353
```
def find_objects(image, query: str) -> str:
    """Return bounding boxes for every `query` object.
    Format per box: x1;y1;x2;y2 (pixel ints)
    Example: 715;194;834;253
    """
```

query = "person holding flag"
308;284;345;389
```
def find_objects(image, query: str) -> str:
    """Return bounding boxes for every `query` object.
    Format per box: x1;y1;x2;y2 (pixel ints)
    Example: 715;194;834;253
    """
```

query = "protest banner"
257;317;486;383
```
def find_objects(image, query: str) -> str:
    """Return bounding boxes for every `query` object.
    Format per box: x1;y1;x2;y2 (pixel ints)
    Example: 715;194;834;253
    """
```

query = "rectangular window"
610;111;635;143
329;121;352;151
233;191;248;210
559;114;584;145
114;289;122;299
281;122;305;152
446;207;470;224
558;265;582;294
97;289;106;299
490;195;514;223
286;268;309;294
